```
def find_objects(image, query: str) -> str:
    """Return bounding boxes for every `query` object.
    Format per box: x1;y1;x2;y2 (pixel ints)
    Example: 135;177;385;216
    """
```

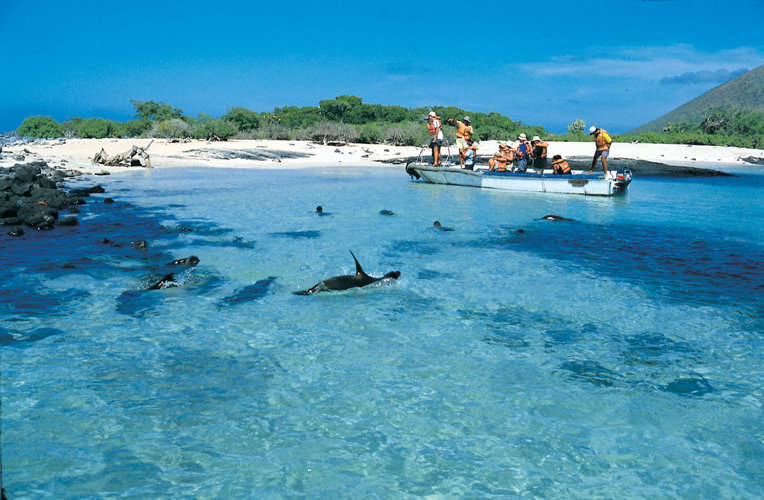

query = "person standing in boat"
530;136;549;173
427;111;444;166
552;155;572;174
464;138;479;170
515;133;531;172
587;126;612;175
447;116;478;168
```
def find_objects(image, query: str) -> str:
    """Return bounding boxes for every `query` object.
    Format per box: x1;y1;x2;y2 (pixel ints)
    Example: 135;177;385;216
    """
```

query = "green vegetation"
627;64;764;135
16;116;63;138
15;96;548;145
618;108;764;149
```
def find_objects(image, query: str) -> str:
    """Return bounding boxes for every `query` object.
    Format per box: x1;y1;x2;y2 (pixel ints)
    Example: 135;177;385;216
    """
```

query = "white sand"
2;138;763;175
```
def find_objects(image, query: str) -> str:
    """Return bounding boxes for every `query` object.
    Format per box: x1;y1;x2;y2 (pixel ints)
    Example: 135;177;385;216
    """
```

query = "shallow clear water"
2;166;763;499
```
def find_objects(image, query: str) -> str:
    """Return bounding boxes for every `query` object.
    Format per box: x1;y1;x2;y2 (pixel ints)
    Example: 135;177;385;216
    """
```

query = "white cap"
464;116;470;122
589;126;597;134
428;111;436;117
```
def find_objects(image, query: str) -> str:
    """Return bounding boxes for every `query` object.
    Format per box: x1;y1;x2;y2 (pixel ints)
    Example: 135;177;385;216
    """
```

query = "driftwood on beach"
93;140;153;168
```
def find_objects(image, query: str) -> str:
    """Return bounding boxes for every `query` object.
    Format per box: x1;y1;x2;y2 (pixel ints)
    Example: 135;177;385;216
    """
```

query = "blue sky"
2;0;763;134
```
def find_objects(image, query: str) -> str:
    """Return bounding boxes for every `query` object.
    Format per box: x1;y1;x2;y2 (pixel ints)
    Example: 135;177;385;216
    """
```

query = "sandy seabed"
2;138;763;175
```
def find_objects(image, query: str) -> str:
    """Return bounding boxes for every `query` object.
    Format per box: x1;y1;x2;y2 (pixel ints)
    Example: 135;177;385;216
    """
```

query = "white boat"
405;164;632;196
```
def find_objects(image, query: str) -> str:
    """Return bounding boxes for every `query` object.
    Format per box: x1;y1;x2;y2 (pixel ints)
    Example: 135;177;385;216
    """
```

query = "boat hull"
407;166;631;196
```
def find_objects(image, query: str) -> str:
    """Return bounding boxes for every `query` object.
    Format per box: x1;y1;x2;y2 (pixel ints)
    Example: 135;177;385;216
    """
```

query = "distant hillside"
626;64;764;135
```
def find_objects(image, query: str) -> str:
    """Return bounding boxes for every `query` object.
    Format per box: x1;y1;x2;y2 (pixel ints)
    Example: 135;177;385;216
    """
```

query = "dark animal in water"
537;215;573;221
147;273;177;290
170;256;200;266
433;221;454;231
380;210;394;216
295;251;401;295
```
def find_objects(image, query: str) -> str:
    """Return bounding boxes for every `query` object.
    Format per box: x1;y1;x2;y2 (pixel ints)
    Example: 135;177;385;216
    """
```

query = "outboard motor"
614;168;632;191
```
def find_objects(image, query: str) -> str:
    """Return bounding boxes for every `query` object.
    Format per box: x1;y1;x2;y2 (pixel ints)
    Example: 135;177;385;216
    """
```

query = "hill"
626;64;764;135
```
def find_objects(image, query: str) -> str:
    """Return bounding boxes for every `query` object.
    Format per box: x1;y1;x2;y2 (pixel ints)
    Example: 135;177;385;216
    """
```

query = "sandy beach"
2;137;763;175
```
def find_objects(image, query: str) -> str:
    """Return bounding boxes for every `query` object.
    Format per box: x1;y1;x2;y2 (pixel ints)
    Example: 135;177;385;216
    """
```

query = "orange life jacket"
456;122;473;139
534;142;548;158
595;129;611;151
553;159;570;174
427;117;441;136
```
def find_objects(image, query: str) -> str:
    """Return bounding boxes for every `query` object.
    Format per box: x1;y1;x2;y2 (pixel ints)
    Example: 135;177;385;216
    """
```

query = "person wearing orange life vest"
552;155;571;175
530;135;549;173
427;111;444;166
447;116;478;167
488;142;508;172
587;126;612;175
515;133;531;172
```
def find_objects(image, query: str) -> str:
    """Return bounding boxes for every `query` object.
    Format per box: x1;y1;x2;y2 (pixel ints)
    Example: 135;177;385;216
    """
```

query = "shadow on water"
0;327;65;346
470;220;764;313
219;277;279;307
271;231;322;239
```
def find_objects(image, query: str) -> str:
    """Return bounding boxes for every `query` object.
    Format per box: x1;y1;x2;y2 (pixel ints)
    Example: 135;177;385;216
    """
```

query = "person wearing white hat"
426;111;444;166
515;133;530;172
530;136;549;173
447;116;478;167
587;126;612;175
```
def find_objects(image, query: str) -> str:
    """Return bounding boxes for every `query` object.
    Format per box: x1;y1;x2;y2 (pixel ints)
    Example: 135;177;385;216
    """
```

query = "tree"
319;95;363;121
130;99;184;122
567;119;586;134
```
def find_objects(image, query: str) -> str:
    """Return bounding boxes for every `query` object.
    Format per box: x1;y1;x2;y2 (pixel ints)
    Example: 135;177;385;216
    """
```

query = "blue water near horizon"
1;166;763;498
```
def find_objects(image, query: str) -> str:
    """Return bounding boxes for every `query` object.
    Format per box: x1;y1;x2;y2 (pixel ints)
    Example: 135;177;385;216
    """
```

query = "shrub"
191;118;238;141
150;119;190;139
358;124;384;144
16;116;63;138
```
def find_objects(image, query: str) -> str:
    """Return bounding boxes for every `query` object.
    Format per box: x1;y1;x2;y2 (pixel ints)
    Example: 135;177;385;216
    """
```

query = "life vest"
516;143;528;159
427;117;441;136
596;129;611;151
456;122;473;139
534;142;548;158
553;159;571;174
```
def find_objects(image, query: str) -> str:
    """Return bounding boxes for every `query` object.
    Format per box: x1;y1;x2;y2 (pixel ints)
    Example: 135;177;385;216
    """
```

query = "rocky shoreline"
0;159;104;235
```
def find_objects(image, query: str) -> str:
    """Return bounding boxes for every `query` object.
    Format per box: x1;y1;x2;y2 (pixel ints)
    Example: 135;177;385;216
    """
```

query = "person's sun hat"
518;133;527;141
532;135;541;142
589;126;597;134
463;116;470;122
428;111;436;117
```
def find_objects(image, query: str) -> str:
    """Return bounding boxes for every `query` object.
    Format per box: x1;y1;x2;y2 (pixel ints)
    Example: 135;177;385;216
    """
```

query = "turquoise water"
2;166;763;498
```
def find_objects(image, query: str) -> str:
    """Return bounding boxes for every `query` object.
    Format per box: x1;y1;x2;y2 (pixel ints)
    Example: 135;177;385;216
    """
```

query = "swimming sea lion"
433;221;454;231
380;210;394;216
295;251;401;295
147;272;177;290
170;256;200;266
537;215;572;221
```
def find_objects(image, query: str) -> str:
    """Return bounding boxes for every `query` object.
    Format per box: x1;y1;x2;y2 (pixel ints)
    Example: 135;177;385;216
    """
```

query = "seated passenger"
515;134;530;172
464;138;479;170
488;143;507;171
552;155;572;175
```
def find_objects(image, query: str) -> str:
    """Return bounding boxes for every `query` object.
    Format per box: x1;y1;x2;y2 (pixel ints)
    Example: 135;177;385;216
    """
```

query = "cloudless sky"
2;0;763;133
